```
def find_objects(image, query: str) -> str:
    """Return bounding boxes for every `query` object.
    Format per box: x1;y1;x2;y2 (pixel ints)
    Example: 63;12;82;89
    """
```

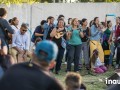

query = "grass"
53;64;115;90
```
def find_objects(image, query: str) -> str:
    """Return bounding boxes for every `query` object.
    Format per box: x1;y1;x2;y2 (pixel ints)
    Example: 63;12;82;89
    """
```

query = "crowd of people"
0;7;120;90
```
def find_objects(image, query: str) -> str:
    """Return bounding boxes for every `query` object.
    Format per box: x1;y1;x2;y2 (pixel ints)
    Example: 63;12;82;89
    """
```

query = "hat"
34;40;58;63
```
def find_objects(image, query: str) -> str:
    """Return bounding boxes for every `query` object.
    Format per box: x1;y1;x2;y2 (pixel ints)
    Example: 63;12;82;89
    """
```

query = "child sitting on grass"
65;72;86;90
90;49;107;74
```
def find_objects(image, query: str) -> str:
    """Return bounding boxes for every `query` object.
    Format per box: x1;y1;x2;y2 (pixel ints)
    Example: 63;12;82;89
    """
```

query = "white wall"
0;3;120;31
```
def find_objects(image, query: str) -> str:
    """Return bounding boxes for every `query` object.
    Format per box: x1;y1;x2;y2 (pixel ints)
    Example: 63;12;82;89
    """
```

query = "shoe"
65;69;71;72
74;71;79;73
115;64;119;69
55;71;59;74
72;63;74;66
79;64;82;70
64;62;67;65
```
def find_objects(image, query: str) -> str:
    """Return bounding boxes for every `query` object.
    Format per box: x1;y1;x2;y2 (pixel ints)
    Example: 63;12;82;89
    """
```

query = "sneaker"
65;70;71;73
115;64;119;69
64;62;67;65
55;71;59;74
79;64;82;70
72;63;74;66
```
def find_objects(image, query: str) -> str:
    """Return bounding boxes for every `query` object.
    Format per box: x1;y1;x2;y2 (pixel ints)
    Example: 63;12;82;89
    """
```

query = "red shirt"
115;25;120;42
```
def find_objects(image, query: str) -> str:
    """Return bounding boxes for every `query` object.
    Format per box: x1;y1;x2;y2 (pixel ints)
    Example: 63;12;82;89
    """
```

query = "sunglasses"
22;29;27;32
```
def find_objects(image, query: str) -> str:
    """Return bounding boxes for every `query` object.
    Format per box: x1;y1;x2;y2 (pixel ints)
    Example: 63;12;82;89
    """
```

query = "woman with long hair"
50;19;66;74
102;21;112;68
79;18;90;70
66;18;84;72
11;17;19;33
90;17;104;63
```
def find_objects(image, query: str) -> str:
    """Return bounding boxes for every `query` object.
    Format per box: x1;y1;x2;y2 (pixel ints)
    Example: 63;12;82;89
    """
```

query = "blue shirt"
43;23;56;40
0;18;14;46
67;26;82;45
90;25;102;41
0;18;14;38
12;31;29;50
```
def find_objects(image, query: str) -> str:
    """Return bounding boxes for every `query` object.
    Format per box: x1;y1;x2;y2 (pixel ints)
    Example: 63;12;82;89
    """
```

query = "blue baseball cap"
34;40;58;63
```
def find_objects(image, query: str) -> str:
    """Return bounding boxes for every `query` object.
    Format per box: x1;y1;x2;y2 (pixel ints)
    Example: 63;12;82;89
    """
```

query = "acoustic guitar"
55;28;82;39
55;31;67;39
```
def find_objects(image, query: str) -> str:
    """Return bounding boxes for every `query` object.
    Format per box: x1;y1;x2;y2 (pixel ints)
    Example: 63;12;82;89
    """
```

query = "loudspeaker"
106;72;120;86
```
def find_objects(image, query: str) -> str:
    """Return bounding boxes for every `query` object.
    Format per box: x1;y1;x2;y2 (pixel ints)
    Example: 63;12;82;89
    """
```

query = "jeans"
116;47;120;65
79;42;89;65
67;44;82;71
55;48;65;72
65;42;69;62
109;42;115;65
0;66;4;79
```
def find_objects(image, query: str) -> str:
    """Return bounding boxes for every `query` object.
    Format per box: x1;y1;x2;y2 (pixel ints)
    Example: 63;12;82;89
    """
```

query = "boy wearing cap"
0;40;64;90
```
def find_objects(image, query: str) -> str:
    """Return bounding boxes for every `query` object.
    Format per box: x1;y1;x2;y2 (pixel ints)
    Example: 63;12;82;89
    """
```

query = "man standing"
0;40;64;90
109;17;120;69
0;8;14;55
43;16;56;40
11;23;29;63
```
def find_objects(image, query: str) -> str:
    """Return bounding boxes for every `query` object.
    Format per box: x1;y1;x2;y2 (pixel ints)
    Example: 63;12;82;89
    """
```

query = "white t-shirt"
94;57;103;68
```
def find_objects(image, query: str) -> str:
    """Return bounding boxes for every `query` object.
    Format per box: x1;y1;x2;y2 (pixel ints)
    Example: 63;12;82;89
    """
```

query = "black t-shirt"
35;26;44;39
32;26;44;42
46;26;54;40
81;27;89;42
52;27;66;48
0;62;64;90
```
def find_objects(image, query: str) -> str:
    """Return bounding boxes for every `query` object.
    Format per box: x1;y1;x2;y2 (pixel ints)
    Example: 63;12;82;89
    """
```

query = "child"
65;72;86;90
90;49;107;74
31;37;42;51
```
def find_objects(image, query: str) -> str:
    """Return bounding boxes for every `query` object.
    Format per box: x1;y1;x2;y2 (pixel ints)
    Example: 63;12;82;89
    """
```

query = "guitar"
55;31;67;39
54;28;74;39
55;28;82;39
